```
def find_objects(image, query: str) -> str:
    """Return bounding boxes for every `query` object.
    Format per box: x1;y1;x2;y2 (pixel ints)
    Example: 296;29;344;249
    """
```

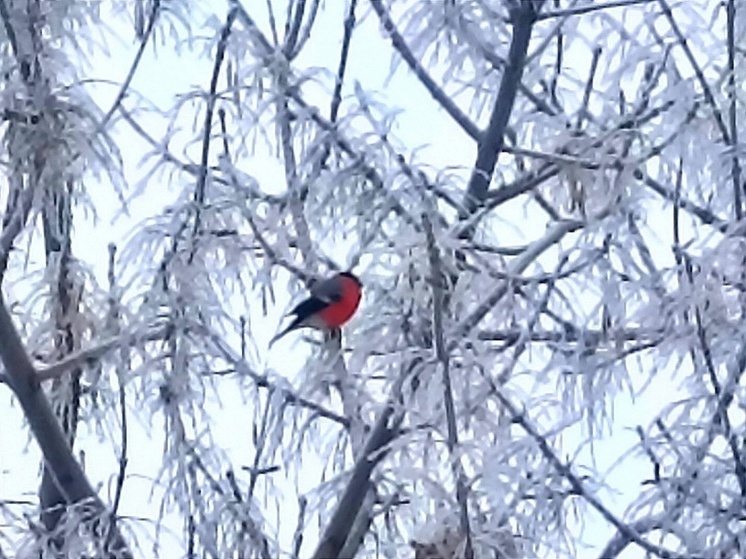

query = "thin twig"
330;0;357;124
106;361;129;551
639;170;726;232
658;0;730;143
290;0;321;57
423;213;473;558
727;0;742;219
193;6;238;221
370;0;480;142
105;244;129;552
206;331;350;428
283;0;306;58
292;496;307;558
538;0;655;20
577;46;602;129
97;0;161;134
246;395;273;501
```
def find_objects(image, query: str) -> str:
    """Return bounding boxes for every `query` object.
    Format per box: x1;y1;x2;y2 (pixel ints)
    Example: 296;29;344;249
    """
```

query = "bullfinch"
270;271;362;345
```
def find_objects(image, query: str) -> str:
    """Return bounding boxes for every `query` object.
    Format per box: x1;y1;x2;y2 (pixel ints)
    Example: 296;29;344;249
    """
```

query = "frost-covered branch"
369;0;480;142
537;0;655;21
658;0;730;143
310;362;409;559
494;389;680;559
206;330;350;428
455;218;584;340
460;1;537;224
0;293;132;557
423;213;474;558
34;326;168;382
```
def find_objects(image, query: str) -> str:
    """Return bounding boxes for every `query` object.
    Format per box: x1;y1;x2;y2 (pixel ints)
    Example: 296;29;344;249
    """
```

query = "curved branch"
97;0;161;133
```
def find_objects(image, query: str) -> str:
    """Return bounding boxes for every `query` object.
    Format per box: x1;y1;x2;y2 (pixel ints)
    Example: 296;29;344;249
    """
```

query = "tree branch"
537;0;655;20
35;326;167;382
423;213;473;558
369;0;480;142
494;389;680;559
0;293;132;557
311;361;416;559
460;2;536;224
97;0;161;133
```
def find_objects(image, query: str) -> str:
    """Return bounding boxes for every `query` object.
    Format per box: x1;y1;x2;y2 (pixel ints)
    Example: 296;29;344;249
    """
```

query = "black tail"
268;316;303;347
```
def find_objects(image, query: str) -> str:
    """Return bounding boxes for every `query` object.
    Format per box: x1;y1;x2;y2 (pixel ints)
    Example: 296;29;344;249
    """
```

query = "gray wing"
309;275;343;303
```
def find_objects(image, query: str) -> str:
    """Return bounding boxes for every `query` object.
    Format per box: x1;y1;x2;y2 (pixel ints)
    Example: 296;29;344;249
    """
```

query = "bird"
269;271;363;346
